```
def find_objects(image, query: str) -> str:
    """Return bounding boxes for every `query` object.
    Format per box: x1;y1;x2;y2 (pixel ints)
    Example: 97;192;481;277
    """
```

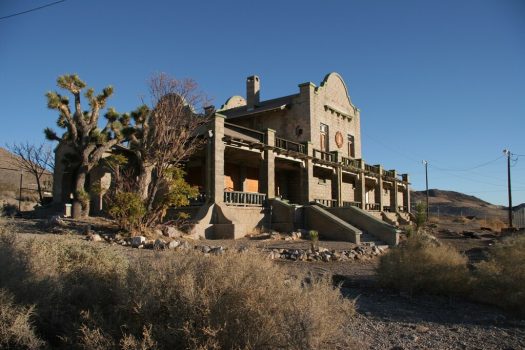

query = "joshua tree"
44;74;132;218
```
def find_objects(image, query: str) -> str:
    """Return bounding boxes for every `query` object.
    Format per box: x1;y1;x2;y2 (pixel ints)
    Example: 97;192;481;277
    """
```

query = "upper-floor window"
320;123;329;152
347;134;355;158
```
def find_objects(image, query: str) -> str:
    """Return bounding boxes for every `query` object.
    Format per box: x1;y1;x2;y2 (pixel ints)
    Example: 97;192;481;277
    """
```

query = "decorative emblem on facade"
335;131;344;148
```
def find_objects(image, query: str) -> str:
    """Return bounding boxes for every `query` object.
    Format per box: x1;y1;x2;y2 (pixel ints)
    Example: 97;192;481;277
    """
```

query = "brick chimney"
246;75;260;110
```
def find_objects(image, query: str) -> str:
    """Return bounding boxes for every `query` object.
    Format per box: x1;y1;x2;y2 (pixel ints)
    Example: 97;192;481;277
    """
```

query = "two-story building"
182;73;410;244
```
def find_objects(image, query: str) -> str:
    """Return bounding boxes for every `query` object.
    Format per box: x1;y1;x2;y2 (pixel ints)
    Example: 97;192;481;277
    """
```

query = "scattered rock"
163;226;183;238
168;240;180;249
48;215;65;227
153;239;166;250
87;233;103;242
210;246;225;255
131;236;146;248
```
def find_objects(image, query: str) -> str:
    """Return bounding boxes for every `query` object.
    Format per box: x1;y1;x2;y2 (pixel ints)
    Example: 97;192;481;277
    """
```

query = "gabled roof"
220;94;297;119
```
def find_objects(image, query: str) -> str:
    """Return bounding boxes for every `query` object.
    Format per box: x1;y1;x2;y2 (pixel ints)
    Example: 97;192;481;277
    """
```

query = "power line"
0;0;66;21
430;155;504;172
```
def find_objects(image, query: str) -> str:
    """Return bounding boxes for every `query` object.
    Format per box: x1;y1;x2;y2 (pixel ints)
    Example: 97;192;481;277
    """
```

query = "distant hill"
411;189;508;219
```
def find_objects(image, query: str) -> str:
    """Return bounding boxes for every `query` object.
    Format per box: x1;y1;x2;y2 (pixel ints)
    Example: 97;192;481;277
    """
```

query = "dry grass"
0;289;45;349
377;232;471;296
478;217;507;232
0;223;355;349
472;235;525;316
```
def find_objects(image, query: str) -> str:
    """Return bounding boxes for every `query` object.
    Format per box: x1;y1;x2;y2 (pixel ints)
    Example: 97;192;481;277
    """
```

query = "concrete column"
402;173;411;213
357;159;366;210
212;114;225;203
378;165;384;212
264;129;276;199
392;170;399;212
240;165;247;192
302;142;314;204
333;151;343;207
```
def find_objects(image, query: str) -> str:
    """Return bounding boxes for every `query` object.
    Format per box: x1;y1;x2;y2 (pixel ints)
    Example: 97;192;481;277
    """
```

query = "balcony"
364;164;380;175
314;198;338;207
341;157;362;169
398;205;408;212
365;203;381;211
383;169;395;178
313;149;335;163
275;137;306;154
342;201;361;208
224;123;265;146
224;191;266;206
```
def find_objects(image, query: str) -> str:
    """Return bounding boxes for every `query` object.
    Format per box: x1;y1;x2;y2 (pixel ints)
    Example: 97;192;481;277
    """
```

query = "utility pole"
503;149;513;228
423;160;429;221
18;172;23;212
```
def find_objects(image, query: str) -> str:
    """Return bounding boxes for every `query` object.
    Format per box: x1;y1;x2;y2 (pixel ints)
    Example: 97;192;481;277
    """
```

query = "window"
347;134;355;158
320;123;329;152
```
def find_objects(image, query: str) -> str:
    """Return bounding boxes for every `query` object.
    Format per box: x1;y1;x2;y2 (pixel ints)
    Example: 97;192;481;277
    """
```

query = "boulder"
154;239;166;250
163;226;183;238
131;236;146;248
88;233;103;242
168;240;180;249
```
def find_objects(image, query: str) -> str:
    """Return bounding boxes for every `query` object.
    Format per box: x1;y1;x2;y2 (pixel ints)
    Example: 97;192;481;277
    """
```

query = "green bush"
377;232;471;296
473;235;525;316
108;191;146;232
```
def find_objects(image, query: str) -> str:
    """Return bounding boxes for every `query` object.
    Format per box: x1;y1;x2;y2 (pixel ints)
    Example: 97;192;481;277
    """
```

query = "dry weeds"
0;223;355;349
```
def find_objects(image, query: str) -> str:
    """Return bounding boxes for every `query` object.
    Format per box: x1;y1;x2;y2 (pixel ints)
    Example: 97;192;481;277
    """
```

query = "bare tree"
8;142;54;203
128;73;211;225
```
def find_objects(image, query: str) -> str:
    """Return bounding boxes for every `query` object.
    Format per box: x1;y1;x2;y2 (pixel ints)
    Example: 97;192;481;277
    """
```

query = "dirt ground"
3;216;525;350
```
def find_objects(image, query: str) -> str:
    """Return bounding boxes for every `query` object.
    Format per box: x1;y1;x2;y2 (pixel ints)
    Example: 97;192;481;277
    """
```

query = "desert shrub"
377;232;471;296
108;191;146;232
0;228;128;345
0;224;356;349
121;250;354;349
1;203;18;218
0;289;45;349
472;235;525;316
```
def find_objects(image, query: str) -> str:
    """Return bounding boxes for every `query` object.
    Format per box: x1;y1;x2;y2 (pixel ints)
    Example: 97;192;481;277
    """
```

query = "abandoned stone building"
53;72;410;245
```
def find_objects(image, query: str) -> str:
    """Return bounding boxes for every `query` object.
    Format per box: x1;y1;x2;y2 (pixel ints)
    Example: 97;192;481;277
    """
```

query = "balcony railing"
341;157;362;169
224;191;266;206
383;169;395;178
342;201;361;208
275;137;306;154
365;203;381;211
313;149;335;162
224;122;265;143
398;205;408;212
314;198;338;208
364;163;380;174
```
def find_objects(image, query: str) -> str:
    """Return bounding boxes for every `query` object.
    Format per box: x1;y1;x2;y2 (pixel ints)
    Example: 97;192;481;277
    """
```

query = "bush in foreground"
473;235;525;316
0;289;44;349
0;224;355;349
377;232;471;296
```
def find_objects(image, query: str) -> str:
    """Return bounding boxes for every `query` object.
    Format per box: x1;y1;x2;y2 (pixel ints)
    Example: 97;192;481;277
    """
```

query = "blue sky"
1;0;524;206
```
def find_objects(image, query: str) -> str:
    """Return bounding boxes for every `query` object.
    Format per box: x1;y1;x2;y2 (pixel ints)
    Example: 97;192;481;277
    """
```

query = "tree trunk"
35;175;44;204
72;168;88;219
138;164;154;201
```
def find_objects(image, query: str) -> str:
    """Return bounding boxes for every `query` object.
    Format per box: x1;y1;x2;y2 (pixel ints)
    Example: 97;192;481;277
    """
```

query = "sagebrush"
377;232;471;296
472;234;525;316
0;224;355;349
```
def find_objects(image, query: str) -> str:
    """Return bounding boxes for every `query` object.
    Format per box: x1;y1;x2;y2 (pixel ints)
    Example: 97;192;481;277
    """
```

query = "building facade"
179;73;410;243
